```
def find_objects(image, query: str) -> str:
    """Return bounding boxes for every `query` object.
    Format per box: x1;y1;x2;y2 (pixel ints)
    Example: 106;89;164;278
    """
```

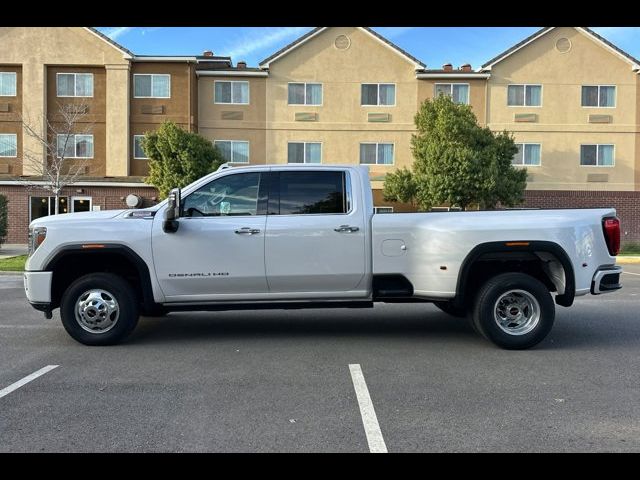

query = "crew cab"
24;164;623;349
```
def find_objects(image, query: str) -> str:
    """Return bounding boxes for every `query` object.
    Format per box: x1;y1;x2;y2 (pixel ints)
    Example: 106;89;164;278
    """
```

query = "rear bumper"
591;266;623;294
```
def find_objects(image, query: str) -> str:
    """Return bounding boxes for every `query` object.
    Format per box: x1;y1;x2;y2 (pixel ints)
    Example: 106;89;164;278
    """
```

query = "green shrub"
0;194;7;247
620;241;640;255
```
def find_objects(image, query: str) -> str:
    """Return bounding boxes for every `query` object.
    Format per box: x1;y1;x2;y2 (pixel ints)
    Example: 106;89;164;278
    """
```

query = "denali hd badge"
168;272;230;277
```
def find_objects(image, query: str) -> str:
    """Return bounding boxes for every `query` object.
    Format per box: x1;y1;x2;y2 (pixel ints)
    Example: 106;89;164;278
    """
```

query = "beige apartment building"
1;26;640;244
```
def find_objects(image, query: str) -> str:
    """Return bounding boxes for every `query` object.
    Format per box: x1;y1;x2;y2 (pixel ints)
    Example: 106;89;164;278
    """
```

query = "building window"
134;74;171;98
507;84;542;106
214;81;249;104
57;134;94;158
374;206;394;214
288;83;322;105
214;140;250;163
29;196;69;221
434;84;469;104
360;143;394;165
72;196;92;213
361;83;395;106
0;134;17;157
56;73;93;97
0;72;17;96
133;135;148;159
287;142;322;164
581;85;615;107
580;144;614;166
512;143;541;166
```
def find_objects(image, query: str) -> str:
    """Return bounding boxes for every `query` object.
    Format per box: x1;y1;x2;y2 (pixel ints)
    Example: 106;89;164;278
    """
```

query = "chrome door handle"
235;227;261;235
334;225;359;233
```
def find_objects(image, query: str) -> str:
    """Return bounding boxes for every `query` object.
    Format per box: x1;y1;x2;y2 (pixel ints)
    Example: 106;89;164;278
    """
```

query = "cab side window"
269;171;347;215
183;172;262;217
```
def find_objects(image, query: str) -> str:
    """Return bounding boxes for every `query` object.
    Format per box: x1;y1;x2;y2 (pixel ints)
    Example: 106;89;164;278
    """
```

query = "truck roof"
216;163;370;173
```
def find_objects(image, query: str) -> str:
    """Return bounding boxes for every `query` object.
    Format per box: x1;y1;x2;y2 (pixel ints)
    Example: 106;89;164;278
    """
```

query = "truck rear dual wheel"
60;273;140;346
472;273;555;350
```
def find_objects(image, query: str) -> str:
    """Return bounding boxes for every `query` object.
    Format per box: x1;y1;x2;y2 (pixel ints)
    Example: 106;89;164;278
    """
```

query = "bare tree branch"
14;99;94;213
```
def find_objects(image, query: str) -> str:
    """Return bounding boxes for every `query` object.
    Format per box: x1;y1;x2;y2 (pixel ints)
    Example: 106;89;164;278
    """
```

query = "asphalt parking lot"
1;265;639;452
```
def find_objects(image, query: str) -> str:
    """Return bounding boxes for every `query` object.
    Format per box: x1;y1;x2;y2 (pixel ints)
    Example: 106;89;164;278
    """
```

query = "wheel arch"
44;244;156;313
454;240;575;309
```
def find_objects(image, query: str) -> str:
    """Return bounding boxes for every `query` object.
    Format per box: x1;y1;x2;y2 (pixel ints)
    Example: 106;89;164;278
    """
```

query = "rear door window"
269;171;347;215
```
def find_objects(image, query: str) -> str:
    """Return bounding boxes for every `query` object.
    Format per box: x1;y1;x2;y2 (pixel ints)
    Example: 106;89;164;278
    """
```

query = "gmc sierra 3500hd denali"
24;164;623;349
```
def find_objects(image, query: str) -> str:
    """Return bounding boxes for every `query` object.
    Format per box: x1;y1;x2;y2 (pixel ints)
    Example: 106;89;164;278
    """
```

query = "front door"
152;171;268;301
264;170;367;294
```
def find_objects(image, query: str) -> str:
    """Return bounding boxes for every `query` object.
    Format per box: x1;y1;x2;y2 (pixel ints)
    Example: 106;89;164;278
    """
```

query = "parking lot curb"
616;256;640;265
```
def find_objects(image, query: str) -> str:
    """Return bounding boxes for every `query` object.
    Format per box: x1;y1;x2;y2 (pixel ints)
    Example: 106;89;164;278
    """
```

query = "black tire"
433;301;467;318
471;272;554;350
60;273;139;346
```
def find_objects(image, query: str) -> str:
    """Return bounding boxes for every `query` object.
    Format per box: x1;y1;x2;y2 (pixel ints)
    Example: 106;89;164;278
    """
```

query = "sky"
95;27;640;69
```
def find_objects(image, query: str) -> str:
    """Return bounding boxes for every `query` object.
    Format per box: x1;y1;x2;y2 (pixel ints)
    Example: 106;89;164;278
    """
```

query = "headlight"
28;227;47;256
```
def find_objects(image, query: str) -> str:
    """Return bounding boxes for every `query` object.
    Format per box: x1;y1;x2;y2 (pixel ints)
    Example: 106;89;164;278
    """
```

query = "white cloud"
222;27;311;61
101;27;132;41
140;27;160;36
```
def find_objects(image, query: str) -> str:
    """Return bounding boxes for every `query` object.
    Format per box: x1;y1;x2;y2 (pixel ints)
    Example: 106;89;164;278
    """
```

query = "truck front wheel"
60;273;140;346
471;272;554;350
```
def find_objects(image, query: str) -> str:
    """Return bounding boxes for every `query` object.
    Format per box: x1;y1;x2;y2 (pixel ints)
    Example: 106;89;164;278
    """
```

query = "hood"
29;209;128;227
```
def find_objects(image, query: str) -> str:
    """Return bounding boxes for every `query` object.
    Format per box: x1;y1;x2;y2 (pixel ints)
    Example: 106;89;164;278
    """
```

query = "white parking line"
623;271;640;276
0;365;59;400
349;364;388;453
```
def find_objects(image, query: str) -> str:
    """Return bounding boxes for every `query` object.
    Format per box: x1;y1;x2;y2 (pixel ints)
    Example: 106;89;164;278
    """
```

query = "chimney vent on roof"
443;63;453;71
237;61;247;69
203;50;214;57
460;63;472;72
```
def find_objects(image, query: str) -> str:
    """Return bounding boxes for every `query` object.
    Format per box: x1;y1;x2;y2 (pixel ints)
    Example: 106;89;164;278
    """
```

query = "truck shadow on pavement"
121;306;637;350
130;308;478;345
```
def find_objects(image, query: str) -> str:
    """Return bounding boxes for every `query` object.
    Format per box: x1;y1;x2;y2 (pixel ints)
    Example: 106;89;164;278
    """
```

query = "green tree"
382;167;417;207
143;121;225;199
0;194;7;246
394;94;526;211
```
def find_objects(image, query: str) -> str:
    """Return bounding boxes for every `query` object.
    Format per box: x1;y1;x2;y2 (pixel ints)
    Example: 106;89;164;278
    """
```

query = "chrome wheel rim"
493;289;540;336
75;289;120;334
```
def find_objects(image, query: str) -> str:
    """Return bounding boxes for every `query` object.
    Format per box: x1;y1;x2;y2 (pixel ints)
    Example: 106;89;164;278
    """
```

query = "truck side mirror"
163;188;181;233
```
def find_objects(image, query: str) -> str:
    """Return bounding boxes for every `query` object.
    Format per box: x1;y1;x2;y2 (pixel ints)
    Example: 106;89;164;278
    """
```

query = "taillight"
602;217;620;257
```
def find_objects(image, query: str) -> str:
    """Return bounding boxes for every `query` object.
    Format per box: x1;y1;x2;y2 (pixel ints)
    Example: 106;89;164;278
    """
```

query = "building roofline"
360;27;426;69
579;27;640;70
481;26;640;72
416;72;490;79
196;56;232;63
133;56;198;62
196;70;268;77
84;27;134;59
258;27;325;68
259;27;426;69
0;179;153;187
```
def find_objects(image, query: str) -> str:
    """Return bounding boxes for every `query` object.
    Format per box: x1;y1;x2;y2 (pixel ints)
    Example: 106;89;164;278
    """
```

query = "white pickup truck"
24;164;623;349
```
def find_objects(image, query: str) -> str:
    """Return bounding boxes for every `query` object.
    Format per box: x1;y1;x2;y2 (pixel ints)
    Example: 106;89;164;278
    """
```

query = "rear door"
264;169;367;294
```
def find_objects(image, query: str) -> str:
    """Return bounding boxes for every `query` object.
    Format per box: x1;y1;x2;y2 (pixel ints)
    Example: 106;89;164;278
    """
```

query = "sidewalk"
0;244;28;259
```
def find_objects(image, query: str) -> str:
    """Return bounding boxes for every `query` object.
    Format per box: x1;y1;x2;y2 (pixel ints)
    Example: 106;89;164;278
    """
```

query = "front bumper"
23;271;53;304
591;266;623;294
